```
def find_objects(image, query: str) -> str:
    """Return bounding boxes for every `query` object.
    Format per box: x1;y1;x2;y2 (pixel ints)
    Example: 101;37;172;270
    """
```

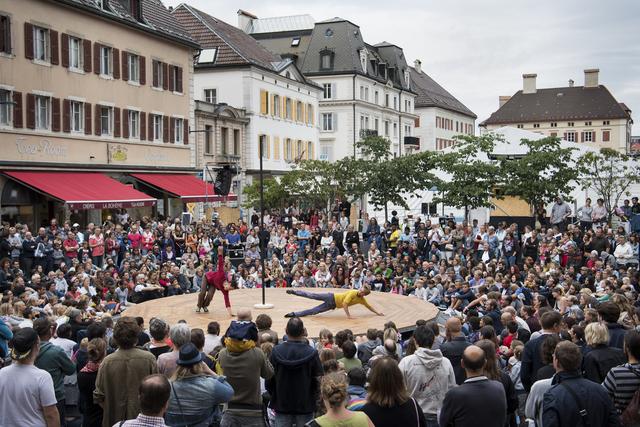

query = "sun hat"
176;342;203;366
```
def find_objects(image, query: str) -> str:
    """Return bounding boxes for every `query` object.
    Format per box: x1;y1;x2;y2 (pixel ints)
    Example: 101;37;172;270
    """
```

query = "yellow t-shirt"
389;230;400;248
315;411;369;427
334;290;373;310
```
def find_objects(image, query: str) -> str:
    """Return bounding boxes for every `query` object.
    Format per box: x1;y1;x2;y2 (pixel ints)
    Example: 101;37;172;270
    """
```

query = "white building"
173;5;321;191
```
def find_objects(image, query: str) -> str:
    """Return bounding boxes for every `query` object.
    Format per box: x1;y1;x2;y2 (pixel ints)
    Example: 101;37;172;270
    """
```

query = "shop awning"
3;171;156;209
130;173;237;203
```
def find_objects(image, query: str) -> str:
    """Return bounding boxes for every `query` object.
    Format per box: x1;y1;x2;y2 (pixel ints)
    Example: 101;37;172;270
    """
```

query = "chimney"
522;73;537;94
414;59;422;74
568;79;574;87
499;96;511;108
584;68;599;88
237;9;257;32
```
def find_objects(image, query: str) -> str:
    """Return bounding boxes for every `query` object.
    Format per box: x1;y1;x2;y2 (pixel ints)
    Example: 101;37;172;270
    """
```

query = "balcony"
208;153;241;165
359;129;378;138
404;136;420;147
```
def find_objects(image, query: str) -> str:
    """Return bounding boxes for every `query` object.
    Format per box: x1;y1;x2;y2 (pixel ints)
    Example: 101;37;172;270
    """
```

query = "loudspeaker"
214;166;232;196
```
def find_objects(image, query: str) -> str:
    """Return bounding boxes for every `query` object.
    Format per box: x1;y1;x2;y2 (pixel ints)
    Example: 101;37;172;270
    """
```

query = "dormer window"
359;49;367;73
320;48;334;70
291;37;300;47
404;69;410;88
378;63;386;79
370;59;378;75
96;0;109;11
129;0;142;22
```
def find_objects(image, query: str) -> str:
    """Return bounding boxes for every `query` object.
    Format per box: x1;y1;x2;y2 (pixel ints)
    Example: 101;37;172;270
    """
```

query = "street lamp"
254;137;273;309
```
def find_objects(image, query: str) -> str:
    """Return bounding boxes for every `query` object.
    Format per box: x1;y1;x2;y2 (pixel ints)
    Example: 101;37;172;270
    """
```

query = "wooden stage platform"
123;288;439;338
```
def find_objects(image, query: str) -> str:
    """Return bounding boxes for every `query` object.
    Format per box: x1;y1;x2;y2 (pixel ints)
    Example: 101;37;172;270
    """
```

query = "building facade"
480;69;634;153
173;4;320;192
0;0;199;226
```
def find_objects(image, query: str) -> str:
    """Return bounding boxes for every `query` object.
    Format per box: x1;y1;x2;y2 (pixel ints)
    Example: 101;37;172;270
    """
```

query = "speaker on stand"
214;166;233;196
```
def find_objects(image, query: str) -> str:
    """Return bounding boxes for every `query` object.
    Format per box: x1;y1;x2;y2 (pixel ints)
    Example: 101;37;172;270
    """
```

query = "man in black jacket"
521;311;562;391
598;302;626;349
440;345;507;427
542;341;619;427
266;317;323;427
440;317;471;384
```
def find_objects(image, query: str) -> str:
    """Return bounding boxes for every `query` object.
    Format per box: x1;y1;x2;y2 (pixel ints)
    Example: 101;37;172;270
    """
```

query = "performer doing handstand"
284;284;384;319
197;246;234;316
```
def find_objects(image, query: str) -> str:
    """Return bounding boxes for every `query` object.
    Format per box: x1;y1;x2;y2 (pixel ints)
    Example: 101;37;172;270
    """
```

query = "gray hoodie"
398;347;456;416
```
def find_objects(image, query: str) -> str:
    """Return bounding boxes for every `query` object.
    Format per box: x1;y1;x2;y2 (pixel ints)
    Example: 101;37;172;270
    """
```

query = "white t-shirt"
50;337;77;359
0;364;57;427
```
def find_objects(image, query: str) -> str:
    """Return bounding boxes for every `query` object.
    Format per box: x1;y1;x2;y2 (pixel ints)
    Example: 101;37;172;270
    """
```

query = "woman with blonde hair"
582;322;625;383
611;293;636;329
310;372;373;427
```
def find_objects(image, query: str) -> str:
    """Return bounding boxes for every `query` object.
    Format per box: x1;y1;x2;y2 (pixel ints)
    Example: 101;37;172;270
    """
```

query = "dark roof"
480;85;631;126
409;67;476;118
173;4;281;69
54;0;197;47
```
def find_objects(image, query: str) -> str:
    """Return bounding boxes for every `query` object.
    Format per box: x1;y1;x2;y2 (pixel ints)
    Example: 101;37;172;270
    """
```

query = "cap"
176;343;203;366
72;223;80;228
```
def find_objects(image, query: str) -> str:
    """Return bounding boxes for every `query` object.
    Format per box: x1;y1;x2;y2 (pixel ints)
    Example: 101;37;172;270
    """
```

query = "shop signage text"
15;137;68;157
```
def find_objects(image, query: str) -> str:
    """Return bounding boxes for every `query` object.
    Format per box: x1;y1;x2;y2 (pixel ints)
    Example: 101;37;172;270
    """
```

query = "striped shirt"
602;362;640;414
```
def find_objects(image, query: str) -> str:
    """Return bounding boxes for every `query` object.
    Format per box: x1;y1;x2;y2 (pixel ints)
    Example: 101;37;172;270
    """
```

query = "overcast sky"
165;0;640;133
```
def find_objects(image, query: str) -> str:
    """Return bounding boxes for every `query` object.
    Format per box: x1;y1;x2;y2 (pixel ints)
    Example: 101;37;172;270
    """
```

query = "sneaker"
284;312;295;318
196;307;201;313
286;289;295;295
203;307;209;313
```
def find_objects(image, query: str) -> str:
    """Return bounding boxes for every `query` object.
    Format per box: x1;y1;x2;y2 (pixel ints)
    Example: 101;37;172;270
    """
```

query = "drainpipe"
353;74;357;158
398;88;403;156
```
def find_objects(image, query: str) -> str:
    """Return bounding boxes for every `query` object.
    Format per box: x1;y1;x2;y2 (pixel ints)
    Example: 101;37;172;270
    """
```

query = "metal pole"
259;142;266;306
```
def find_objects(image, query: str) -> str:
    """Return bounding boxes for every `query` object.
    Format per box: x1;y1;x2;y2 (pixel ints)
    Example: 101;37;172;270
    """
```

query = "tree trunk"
384;202;388;223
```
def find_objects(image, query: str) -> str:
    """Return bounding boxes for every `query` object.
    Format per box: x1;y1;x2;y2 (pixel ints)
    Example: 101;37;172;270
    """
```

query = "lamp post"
254;138;273;309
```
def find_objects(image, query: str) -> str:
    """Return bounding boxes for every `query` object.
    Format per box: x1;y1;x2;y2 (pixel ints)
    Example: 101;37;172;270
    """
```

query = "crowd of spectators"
0;196;639;426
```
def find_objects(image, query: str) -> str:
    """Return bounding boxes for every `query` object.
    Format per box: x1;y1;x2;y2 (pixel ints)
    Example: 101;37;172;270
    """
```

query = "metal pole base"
253;303;275;309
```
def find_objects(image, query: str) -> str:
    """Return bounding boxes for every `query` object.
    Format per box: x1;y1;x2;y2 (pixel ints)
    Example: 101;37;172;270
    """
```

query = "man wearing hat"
0;328;60;427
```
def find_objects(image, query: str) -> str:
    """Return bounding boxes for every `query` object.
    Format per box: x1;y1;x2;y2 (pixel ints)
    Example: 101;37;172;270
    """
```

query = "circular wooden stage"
124;288;439;338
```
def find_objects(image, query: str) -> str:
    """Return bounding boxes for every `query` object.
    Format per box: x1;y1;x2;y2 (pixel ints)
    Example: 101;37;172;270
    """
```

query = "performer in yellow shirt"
284;284;384;319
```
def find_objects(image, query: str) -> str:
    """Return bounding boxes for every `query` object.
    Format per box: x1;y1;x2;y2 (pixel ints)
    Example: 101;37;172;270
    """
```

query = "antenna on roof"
568;79;574;87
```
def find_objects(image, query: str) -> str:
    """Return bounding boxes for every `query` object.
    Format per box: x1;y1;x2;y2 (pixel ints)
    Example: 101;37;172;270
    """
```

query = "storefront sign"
15;137;68;158
67;200;154;210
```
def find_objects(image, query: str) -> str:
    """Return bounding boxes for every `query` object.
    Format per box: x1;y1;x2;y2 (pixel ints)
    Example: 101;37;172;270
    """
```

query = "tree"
499;136;578;215
577;148;640;224
432;133;503;222
242;178;289;211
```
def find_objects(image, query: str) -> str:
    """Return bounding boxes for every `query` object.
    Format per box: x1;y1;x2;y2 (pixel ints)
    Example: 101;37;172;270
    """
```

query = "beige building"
0;0;202;227
480;69;633;153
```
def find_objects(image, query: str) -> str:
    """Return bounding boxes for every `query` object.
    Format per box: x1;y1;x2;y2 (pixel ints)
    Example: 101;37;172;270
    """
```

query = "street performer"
197;246;234;316
284;284;384;319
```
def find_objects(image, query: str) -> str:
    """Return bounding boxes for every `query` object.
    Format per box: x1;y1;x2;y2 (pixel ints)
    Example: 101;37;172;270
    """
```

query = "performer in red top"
197;246;234;316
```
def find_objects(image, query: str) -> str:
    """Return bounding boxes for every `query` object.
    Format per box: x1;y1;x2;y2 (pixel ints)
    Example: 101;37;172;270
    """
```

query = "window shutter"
113;107;120;137
112;48;120;79
333;113;337;130
260;90;267;115
13;91;23;128
580;132;584;142
332;83;336;99
273;136;280;160
61;33;69;68
168;65;174;92
169;117;175;142
139;56;146;85
163;115;169;142
122;109;129;138
94;104;101;135
301;103;305;124
310;142;315;159
311;106;315;126
291;101;296;122
292;139;298;159
121;51;128;81
84;102;91;135
152;60;158;87
83;39;92;73
147;113;153;141
51;98;60;131
162;62;169;90
177;67;183;93
282;96;287;119
93;42;100;74
62;99;70;132
183;119;189;145
24;22;33;59
50;30;59;65
592;132;596;143
140;112;146;140
270;94;276;116
26;93;35;129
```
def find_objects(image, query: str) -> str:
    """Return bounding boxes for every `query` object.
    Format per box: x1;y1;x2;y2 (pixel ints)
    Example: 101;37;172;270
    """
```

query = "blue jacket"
165;375;234;427
0;319;12;358
542;371;619;427
607;323;626;350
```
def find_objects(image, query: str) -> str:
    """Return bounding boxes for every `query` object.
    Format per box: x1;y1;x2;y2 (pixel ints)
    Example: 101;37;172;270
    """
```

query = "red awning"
3;171;156;209
130;173;237;203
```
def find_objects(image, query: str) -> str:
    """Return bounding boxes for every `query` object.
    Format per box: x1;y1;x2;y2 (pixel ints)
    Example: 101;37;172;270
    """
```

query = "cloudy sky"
165;0;640;133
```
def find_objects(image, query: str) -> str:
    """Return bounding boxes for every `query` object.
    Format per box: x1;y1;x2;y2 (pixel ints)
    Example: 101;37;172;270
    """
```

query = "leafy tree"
242;178;289;211
577;148;640;223
499;136;578;215
432;134;503;222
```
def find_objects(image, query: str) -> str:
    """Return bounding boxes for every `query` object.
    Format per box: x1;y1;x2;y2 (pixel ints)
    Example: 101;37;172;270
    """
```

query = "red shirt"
63;238;79;258
128;232;142;249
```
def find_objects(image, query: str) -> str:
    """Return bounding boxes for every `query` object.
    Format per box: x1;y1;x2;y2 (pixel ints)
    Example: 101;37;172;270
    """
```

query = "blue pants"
291;290;336;317
274;412;313;427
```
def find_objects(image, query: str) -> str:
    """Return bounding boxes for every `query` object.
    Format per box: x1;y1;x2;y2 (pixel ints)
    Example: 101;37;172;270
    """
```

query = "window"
374;118;379;132
585;121;592;126
384;120;390;137
364;87;369;102
0;15;10;54
532;123;539;128
70;101;83;132
100;45;112;76
297;140;304;159
0;89;12;126
35;96;50;130
34;26;49;62
405;124;411;136
307;141;313;159
130;0;143;22
603;120;610;125
259;134;267;158
374;91;379;104
306;104;313;124
152;114;162;141
152;60;163;88
321;113;334;131
171;66;180;92
128;54;140;83
205;125;213;154
100;106;112;136
320;53;332;69
517;124;523;129
220;127;228;154
273;95;281;117
285;98;292;120
174;118;183;143
233;129;240;155
393;122;398;137
120;110;136;138
320;145;330;161
204;89;217;104
69;36;82;69
567;122;574;127
323;83;332;99
296;101;303;122
565;131;576;142
583;131;593;142
602;130;610;142
385;94;389;107
291;37;300;47
393;96;397;110
359;86;364;100
285;138;292;160
550;122;557;127
360;115;365;131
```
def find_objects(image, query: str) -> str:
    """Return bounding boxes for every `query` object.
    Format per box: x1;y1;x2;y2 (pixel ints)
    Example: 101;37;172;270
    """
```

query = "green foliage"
242;178;289;211
577;148;640;222
499;137;578;211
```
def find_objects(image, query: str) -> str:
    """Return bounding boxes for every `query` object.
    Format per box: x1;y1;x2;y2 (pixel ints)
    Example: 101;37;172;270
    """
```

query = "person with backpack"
603;330;640;424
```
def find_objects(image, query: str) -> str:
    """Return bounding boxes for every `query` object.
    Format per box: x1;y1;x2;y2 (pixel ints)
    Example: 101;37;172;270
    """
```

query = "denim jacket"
165;375;234;427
